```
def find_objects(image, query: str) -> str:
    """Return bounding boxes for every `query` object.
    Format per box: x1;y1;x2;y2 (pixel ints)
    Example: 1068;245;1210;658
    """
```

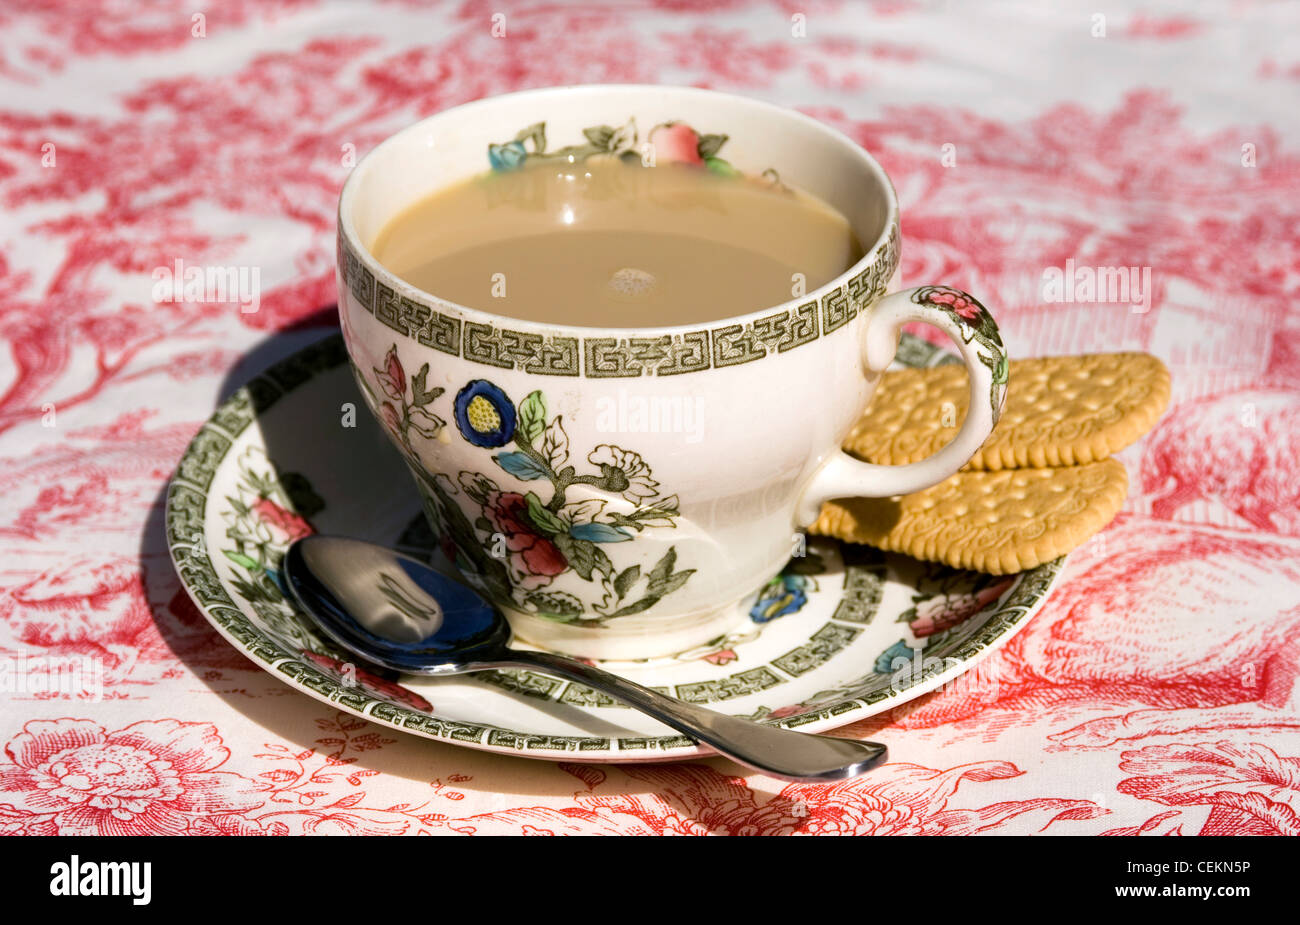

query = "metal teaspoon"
282;535;888;782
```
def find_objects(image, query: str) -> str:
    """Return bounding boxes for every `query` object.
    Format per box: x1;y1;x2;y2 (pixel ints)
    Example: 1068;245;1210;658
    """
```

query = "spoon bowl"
284;535;888;782
285;535;509;673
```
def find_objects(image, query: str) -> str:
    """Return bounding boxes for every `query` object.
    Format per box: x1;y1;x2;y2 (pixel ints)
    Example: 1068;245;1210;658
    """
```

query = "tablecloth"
1;0;1297;837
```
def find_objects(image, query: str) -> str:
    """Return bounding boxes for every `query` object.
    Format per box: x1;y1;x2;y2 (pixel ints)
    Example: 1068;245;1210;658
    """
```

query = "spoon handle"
487;649;887;782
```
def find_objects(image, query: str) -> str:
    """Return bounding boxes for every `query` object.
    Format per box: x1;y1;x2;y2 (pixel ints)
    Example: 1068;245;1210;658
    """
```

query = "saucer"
166;333;1063;763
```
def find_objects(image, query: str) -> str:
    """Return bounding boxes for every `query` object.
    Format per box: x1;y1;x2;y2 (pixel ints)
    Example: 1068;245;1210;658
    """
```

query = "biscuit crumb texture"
845;353;1170;470
811;458;1129;574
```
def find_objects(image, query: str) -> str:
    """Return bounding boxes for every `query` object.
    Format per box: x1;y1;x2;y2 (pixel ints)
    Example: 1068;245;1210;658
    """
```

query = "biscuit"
846;353;1170;470
811;459;1129;574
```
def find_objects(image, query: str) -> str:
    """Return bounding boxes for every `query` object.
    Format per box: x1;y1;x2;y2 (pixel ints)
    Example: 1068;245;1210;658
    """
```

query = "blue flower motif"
454;380;517;447
749;575;808;623
488;141;527;171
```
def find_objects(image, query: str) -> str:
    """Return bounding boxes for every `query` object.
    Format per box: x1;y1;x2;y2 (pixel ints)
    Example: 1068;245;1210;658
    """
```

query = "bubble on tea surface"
607;266;657;301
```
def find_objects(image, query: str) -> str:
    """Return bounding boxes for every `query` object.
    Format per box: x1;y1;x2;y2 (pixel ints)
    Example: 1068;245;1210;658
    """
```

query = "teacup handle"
794;286;1008;526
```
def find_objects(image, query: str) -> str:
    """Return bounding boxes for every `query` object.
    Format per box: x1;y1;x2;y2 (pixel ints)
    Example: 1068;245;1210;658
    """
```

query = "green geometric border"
166;332;1062;757
337;222;901;378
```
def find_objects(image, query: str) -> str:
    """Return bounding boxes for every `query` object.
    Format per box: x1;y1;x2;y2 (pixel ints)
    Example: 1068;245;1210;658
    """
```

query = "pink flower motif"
381;401;401;434
927;288;981;320
252;498;313;543
374;346;406;401
385;346;405;394
483;490;567;589
702;649;738;666
910;580;1012;637
0;719;269;835
647;122;704;166
767;703;805;719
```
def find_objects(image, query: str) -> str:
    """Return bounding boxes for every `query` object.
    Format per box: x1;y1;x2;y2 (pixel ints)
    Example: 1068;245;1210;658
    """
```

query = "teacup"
336;85;1008;660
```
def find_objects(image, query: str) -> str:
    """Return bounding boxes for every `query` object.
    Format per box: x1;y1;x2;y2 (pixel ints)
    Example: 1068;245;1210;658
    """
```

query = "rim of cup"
337;83;901;339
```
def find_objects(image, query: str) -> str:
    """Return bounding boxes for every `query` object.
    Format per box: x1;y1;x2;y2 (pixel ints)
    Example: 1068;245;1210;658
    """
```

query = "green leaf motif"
613;565;640;600
553;532;597;581
582;125;615;147
608;494;681;531
608;596;660;619
648;547;677;586
697;133;728;159
608;120;637;153
411;363;428;398
224;550;260;571
524;589;583;622
422;475;512;602
592;546;614;580
517;391;547;446
525;492;566;537
648;570;694;598
704;156;738;177
411;363;443;407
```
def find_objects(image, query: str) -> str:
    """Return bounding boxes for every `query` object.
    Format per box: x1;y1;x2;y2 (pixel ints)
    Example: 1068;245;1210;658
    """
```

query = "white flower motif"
563;497;607;525
608;118;637;156
588;444;659;503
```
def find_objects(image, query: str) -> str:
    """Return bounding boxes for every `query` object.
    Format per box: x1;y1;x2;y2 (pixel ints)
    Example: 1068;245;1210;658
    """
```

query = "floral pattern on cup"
374;345;445;441
910;285;1009;422
367;345;696;626
488;118;771;182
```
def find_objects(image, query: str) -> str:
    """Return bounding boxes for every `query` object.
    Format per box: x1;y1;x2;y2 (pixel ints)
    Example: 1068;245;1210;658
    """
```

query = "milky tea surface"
371;160;862;327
